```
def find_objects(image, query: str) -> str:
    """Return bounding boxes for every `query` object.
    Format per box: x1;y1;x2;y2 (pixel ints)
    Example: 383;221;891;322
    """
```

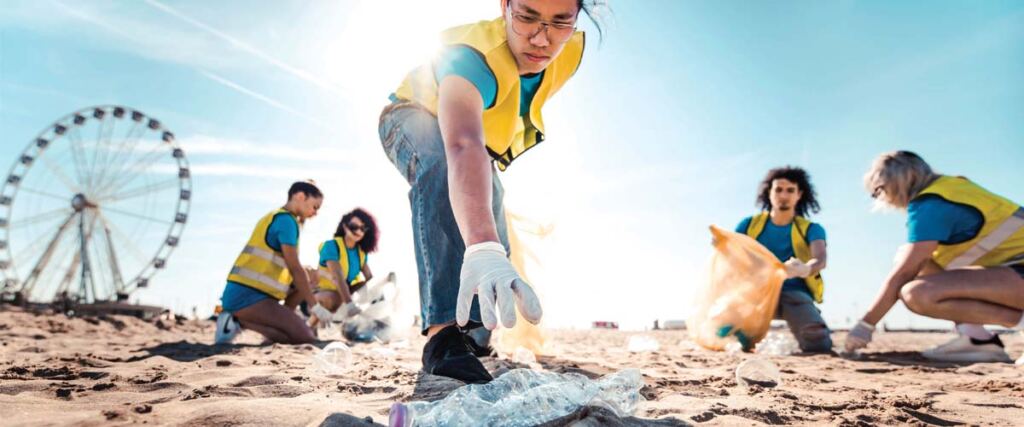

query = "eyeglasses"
506;4;577;43
870;184;885;199
347;222;369;233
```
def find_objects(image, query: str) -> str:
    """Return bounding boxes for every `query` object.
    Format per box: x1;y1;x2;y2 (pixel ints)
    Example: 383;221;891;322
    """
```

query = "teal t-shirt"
735;216;826;295
906;196;984;244
432;45;544;116
318;239;366;284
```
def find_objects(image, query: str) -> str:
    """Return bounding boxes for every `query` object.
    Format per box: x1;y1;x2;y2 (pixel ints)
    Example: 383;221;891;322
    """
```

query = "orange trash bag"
689;225;787;351
494;212;552;356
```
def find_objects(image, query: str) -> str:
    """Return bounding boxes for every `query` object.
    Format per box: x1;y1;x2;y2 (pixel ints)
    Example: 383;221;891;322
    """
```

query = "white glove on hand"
844;320;875;352
310;303;333;325
784;258;812;279
456;242;543;330
338;302;361;319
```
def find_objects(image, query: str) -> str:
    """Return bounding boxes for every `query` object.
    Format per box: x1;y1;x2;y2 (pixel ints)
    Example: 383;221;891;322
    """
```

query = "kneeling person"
215;181;333;344
312;208;379;325
736;167;832;353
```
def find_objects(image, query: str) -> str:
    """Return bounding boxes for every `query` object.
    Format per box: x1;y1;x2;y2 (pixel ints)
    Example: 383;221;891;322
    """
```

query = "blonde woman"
845;151;1024;363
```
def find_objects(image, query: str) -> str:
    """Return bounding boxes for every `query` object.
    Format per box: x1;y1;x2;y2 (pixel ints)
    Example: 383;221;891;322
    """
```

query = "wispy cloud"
178;134;359;164
198;71;340;133
142;0;347;100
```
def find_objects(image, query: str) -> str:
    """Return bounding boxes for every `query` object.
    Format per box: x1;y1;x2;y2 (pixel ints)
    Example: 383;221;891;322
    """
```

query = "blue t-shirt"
265;213;299;251
432;45;543;117
318;240;365;284
735;216;826;295
906;196;984;244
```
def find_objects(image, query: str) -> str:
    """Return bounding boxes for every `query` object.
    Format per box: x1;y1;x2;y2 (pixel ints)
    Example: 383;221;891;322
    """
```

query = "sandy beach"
1;307;1022;426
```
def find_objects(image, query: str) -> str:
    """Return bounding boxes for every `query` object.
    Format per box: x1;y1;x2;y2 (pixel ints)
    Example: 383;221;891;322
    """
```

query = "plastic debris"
755;330;800;356
389;368;644;427
735;358;782;389
312;342;351;375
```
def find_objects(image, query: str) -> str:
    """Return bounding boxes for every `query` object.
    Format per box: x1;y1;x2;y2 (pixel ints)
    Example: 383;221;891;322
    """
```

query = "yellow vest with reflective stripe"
913;176;1024;269
393;17;584;171
317;237;366;291
745;212;826;304
226;209;298;300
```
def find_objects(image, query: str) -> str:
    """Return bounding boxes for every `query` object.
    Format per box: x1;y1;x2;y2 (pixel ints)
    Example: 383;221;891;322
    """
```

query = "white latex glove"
456;242;543;330
844;320;875;352
310;303;333;325
338;302;361;319
784;258;811;279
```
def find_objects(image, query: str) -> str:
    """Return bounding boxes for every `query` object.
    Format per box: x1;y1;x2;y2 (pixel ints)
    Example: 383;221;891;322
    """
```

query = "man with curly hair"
735;167;833;353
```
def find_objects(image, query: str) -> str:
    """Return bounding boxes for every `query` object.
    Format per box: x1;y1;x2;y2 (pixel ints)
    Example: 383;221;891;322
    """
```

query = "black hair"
287;180;322;199
335;208;379;253
756;166;821;217
578;0;610;42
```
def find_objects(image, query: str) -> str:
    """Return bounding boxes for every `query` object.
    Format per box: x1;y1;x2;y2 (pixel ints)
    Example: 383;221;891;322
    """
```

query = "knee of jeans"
799;324;831;347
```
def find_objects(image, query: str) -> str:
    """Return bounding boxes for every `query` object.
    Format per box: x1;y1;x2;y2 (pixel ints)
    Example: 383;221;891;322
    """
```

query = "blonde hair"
863;150;938;209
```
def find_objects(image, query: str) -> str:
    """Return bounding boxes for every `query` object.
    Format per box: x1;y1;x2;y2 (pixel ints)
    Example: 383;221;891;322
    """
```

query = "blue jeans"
775;289;833;352
378;101;509;334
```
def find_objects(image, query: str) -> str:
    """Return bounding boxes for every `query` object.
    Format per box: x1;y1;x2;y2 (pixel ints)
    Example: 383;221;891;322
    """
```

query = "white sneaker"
215;312;240;344
921;334;1012;363
1017;353;1024;366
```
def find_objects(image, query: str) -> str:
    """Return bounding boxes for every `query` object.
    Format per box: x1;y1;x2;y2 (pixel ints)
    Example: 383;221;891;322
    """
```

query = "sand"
1;306;1022;426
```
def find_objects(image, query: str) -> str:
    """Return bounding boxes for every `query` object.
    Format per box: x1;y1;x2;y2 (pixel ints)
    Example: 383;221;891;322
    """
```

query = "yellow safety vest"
393;17;584;171
913;176;1024;269
317;237;366;292
226;209;299;300
745;212;826;303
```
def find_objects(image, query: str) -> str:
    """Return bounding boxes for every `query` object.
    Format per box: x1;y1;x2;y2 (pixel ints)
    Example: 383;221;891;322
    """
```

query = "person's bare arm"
861;241;938;325
437;75;498;246
807;240;827;275
280;244;318;308
328;260;353;304
361;263;374;283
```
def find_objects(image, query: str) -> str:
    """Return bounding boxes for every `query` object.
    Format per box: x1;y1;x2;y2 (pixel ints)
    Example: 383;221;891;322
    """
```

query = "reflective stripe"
948;208;1024;269
230;266;290;294
319;265;339;286
243;245;286;268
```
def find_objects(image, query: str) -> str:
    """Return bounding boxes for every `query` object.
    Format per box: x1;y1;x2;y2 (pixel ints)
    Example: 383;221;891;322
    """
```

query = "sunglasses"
347;222;369;233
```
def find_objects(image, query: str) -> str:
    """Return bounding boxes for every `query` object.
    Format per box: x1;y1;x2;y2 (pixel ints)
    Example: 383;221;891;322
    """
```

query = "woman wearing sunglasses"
378;0;606;383
846;151;1024;363
312;208;379;322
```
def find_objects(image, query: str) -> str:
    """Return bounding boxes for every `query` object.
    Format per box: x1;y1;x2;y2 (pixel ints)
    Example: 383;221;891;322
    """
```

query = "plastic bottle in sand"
312;342;351;374
388;368;643;427
735;358;782;389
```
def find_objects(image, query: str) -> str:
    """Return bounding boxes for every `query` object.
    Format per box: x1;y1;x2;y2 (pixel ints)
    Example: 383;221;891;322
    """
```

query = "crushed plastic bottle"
511;346;537;364
735;358;781;389
724;338;744;354
627;335;660;353
389;368;644;427
342;273;398;343
312;342;352;375
755;331;800;356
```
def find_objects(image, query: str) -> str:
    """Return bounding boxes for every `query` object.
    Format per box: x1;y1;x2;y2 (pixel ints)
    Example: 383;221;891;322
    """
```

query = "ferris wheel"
0;106;191;304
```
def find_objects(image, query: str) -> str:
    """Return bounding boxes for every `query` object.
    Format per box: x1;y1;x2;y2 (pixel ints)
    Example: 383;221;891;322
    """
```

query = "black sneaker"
421;325;493;384
466;327;496;357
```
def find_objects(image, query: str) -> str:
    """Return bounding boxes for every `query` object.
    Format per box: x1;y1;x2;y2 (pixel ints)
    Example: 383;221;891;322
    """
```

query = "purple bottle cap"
389;402;408;427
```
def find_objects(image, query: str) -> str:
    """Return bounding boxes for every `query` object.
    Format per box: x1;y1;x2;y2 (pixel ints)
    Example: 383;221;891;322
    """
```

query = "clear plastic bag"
389;369;643;427
689;225;786;351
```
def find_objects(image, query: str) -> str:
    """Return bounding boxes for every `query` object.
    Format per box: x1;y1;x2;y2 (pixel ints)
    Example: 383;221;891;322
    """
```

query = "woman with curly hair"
312;208;379;322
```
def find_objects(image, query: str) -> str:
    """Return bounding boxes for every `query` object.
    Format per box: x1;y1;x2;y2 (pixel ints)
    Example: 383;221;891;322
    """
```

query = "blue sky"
1;1;1022;330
